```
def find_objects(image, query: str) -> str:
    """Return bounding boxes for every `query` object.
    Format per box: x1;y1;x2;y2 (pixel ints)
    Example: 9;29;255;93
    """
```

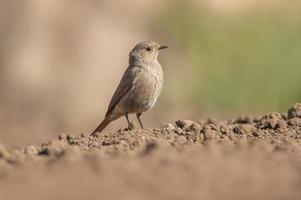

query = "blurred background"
0;0;300;147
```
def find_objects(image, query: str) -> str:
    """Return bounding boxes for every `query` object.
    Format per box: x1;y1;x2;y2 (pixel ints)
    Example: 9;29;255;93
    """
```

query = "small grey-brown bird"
91;41;168;135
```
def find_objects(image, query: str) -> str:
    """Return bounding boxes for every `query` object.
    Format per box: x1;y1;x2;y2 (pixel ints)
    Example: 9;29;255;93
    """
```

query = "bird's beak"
158;45;168;50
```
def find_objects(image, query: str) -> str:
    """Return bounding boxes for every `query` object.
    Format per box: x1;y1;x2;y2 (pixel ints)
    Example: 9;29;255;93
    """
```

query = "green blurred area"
158;1;301;113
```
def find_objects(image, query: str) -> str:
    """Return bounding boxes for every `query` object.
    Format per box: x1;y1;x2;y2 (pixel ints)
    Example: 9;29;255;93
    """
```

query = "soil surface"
1;104;301;200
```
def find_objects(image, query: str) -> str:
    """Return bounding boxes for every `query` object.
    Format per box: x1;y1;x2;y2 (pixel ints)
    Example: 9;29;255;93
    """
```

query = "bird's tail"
91;116;112;135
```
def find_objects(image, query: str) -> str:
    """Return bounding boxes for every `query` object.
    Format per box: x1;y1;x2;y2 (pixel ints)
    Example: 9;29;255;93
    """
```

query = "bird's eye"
146;47;151;51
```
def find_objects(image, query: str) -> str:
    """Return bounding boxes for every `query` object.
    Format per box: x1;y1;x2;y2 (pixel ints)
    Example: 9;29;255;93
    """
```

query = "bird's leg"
125;113;136;130
125;113;131;125
136;113;144;129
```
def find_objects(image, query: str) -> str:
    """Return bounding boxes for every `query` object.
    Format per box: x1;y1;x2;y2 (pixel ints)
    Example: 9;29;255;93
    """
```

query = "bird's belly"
123;75;162;113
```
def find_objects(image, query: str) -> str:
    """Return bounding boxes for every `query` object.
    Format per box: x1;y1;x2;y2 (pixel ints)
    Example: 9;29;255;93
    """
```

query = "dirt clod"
288;103;301;119
288;118;301;127
24;146;38;155
257;112;285;130
233;124;256;136
162;123;176;131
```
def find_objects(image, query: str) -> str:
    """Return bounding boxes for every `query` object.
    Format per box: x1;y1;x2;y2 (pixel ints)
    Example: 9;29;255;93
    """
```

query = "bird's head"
129;41;168;65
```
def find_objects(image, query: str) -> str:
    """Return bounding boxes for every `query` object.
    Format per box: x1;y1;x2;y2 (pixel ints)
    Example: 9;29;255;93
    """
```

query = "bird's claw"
127;121;139;130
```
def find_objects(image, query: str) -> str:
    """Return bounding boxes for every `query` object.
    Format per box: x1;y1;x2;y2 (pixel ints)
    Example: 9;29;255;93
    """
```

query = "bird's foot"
127;121;139;130
91;132;99;137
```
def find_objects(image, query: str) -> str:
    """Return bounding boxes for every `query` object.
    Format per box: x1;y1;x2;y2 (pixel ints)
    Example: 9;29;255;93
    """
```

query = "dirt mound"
1;104;301;200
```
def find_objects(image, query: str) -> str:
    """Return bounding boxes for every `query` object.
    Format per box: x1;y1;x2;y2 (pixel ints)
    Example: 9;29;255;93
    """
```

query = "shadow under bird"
91;41;168;135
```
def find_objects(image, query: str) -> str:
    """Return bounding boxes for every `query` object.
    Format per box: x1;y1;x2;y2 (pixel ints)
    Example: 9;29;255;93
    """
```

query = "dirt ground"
1;104;301;200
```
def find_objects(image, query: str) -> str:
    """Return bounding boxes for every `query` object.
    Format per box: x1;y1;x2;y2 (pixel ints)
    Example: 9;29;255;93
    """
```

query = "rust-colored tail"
91;117;111;135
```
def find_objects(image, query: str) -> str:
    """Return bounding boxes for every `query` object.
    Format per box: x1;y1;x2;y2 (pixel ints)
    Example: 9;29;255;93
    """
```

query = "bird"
91;41;168;135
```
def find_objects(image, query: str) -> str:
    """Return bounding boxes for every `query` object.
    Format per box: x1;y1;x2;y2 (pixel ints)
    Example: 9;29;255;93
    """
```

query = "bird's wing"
105;66;140;117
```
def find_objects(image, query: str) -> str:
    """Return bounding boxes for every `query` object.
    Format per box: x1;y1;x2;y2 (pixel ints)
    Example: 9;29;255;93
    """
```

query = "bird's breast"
124;64;163;113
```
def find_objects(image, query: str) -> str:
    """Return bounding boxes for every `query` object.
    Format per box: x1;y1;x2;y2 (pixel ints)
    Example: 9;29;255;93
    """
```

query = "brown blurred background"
1;0;301;147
